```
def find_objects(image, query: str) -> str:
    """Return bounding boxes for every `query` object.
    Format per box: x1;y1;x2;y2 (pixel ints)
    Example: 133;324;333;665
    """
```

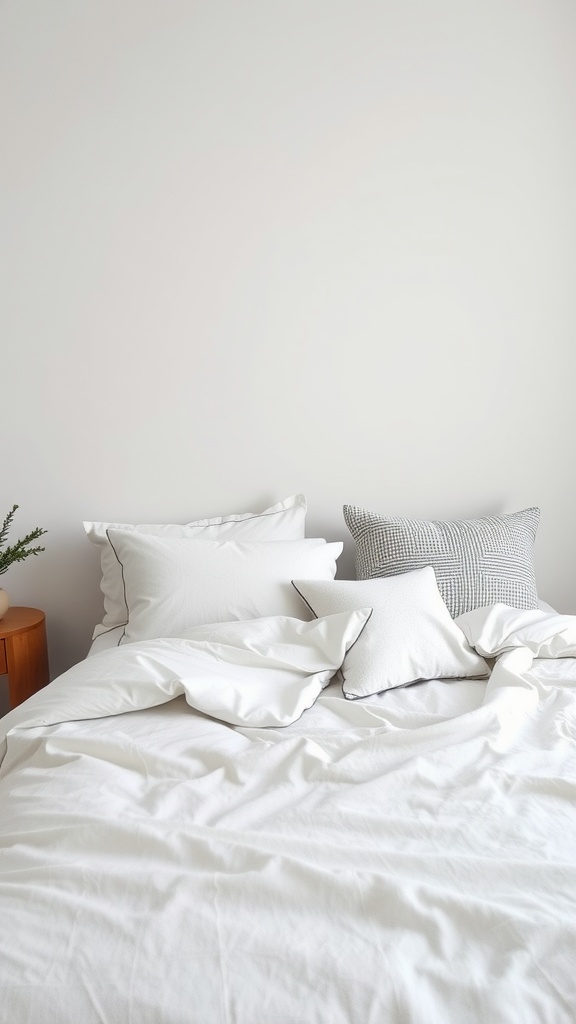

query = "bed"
1;495;575;1023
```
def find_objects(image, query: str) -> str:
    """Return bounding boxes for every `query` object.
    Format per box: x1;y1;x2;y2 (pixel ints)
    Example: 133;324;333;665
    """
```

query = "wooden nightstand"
0;607;50;709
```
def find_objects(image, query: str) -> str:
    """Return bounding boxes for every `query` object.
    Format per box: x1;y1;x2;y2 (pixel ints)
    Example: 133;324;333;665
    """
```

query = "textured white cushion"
343;504;540;618
84;494;307;637
106;532;342;643
292;567;489;699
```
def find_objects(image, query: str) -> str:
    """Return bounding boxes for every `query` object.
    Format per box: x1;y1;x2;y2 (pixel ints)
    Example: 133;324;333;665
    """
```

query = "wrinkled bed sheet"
1;609;576;1024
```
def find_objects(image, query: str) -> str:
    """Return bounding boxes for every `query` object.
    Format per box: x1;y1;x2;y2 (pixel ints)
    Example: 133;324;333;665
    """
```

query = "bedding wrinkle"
213;875;234;1024
2;611;576;1023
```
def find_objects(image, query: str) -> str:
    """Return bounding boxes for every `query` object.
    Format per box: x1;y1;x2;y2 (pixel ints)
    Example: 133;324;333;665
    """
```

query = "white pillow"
292;567;489;699
106;532;342;643
84;494;307;637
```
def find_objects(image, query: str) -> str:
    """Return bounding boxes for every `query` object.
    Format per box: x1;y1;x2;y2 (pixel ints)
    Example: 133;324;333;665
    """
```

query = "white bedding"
1;607;576;1023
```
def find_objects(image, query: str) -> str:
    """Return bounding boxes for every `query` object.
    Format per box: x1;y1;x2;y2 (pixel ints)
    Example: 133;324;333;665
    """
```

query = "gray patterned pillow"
343;504;540;618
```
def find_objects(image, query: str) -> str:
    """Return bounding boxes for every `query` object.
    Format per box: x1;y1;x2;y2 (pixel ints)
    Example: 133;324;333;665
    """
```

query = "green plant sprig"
0;504;47;577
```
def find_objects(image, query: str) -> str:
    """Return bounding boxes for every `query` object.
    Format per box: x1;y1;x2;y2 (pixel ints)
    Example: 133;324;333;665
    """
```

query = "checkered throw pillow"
343;505;540;618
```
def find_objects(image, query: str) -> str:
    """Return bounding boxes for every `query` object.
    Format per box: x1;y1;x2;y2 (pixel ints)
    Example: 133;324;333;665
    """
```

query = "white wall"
2;0;576;685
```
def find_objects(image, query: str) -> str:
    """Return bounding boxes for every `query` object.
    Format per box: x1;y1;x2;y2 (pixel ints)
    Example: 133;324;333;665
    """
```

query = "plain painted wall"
2;0;576;693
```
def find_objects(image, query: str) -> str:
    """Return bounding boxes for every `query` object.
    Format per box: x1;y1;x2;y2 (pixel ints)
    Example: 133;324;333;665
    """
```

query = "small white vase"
0;588;9;620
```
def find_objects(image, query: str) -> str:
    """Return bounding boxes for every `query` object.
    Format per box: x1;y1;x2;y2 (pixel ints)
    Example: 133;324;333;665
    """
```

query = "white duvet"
1;606;576;1024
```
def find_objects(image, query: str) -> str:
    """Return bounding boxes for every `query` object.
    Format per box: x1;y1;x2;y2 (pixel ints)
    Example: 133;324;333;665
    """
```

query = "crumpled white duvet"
1;606;576;1024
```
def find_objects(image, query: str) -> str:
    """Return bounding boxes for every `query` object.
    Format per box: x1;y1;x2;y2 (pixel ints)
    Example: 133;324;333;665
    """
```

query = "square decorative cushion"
84;494;307;637
343;504;540;618
292;567;489;699
105;531;342;643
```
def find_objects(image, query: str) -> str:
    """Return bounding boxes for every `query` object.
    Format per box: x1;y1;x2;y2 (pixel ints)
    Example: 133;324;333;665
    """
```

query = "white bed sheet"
1;622;576;1023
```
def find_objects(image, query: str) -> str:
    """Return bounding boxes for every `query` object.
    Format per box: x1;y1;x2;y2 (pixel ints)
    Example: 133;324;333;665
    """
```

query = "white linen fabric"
0;612;370;731
106;532;342;642
84;493;307;637
343;503;540;617
1;607;576;1023
456;603;576;658
293;568;489;698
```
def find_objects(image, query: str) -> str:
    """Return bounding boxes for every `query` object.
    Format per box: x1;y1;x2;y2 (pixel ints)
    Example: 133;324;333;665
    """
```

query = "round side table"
0;607;50;709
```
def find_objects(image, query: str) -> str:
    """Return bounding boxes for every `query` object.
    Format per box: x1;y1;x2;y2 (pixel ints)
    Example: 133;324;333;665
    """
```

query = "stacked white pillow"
84;494;308;639
107;531;342;644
